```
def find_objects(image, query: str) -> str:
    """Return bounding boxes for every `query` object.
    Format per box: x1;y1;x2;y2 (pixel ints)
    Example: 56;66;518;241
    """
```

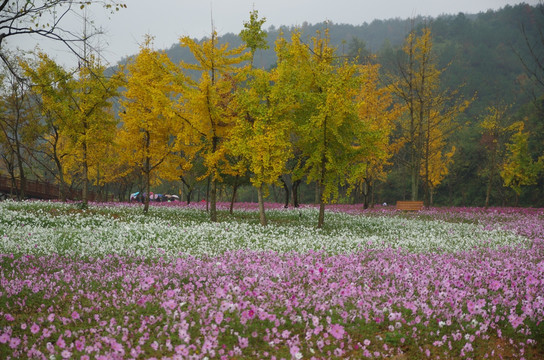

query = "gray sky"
7;0;540;67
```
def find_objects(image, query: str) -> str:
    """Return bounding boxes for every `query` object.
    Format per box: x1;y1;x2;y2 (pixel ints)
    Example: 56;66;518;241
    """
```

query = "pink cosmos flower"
0;333;10;344
111;340;124;353
463;342;474;352
175;345;188;355
241;309;254;321
47;313;55;322
75;339;85;351
71;311;80;320
161;300;177;310
508;314;525;329
9;337;20;349
329;324;345;340
30;323;40;334
334;348;344;357
56;335;66;349
4;314;14;321
214;311;224;325
238;337;249;349
290;345;302;359
61;350;72;359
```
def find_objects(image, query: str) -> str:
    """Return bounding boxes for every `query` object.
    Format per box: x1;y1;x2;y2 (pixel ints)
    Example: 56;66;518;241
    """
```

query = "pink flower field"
0;202;543;359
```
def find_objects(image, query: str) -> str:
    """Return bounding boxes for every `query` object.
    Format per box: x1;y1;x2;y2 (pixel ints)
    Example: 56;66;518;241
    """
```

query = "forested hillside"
162;4;539;117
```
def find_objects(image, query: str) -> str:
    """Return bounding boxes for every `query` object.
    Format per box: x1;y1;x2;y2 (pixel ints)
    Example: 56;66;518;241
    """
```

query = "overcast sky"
7;0;540;67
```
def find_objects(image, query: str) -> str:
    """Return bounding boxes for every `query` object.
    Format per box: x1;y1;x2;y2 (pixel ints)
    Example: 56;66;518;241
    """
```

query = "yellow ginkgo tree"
21;52;71;200
64;54;119;207
479;105;520;208
389;26;471;205
21;52;118;205
420;126;456;205
230;63;296;226
277;29;399;227
118;36;182;213
282;30;365;228
177;31;249;222
227;10;297;226
348;63;400;209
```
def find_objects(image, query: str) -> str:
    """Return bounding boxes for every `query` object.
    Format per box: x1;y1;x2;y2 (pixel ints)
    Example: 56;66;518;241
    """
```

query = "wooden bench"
396;200;424;211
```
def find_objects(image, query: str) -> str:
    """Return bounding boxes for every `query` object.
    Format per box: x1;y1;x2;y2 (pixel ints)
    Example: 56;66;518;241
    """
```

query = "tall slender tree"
348;63;400;209
280;29;393;228
390;26;470;205
479;105;514;208
177;31;248;222
229;9;295;226
21;52;78;201
230;63;296;226
118;36;181;213
63;54;118;206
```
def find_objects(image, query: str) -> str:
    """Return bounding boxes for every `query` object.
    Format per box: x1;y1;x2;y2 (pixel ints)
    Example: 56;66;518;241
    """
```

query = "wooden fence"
0;175;111;201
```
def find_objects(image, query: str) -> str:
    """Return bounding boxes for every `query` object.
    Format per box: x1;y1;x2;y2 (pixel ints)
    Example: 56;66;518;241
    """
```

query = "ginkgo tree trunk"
118;36;182;213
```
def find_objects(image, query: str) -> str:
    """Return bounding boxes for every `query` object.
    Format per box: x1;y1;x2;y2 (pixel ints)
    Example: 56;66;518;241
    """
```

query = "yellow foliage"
177;33;249;182
392;26;472;200
350;63;400;186
500;125;543;196
117;36;182;190
21;52;119;194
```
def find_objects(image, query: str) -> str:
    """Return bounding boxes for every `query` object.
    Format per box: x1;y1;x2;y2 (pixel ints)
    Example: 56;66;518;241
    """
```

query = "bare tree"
0;0;125;71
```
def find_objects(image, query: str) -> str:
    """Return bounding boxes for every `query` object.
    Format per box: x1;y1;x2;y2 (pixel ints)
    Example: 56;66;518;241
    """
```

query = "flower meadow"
0;201;543;359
